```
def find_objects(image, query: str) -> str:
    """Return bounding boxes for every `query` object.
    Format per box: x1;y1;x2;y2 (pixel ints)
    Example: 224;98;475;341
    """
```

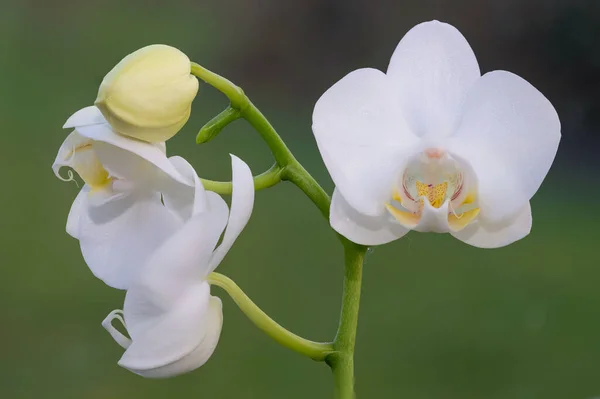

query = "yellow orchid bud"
95;44;199;143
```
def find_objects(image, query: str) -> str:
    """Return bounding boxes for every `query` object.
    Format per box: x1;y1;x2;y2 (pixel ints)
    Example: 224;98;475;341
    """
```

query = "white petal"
76;123;191;186
78;191;181;289
86;187;128;207
126;296;223;379
387;20;480;138
312;68;420;216
66;186;90;239
330;189;409;245
451;202;532;248
63;106;107;128
119;283;223;378
53;131;110;188
53;131;87;181
92;140;157;184
412;200;451;233
448;71;560;221
161;156;208;222
207;155;255;273
129;203;229;308
117;207;228;369
205;191;230;233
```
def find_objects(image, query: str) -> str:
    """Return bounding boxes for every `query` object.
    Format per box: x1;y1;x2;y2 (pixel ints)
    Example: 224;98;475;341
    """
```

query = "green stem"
208;272;334;361
192;62;331;215
241;104;297;166
193;62;367;398
200;163;282;195
237;101;332;218
327;243;366;399
191;63;249;110
196;106;241;144
284;161;331;220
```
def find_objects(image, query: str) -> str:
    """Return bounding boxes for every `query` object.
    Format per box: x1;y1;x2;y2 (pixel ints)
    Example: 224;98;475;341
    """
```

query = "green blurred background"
2;0;600;398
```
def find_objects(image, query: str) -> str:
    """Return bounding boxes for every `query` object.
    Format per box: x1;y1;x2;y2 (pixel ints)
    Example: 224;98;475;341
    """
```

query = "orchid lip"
386;148;480;232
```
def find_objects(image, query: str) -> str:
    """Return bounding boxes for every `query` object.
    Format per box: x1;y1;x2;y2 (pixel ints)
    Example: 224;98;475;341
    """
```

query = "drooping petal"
330;189;409;245
119;282;223;378
125;205;229;312
145;295;222;377
448;71;561;221
161;156;208;222
75;123;191;186
451;202;532;248
207;155;255;273
115;203;230;376
123;296;223;379
312;68;420;216
387;20;480;138
63;106;107;129
78;191;181;290
66;186;90;239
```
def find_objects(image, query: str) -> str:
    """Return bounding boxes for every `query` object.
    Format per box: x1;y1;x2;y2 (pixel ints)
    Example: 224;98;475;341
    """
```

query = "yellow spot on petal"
392;189;402;202
385;203;420;228
448;208;480;231
416;181;447;208
461;191;476;205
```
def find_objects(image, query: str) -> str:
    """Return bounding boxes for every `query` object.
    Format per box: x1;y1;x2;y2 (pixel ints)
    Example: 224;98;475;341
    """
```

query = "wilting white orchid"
53;105;200;289
312;20;561;248
102;155;254;378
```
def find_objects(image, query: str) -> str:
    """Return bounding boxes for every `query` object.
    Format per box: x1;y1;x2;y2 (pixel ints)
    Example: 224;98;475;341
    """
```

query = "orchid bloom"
312;20;561;248
102;155;254;378
53;105;204;289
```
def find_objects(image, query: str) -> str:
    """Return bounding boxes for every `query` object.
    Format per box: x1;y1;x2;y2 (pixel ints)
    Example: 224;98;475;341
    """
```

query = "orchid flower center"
385;148;480;231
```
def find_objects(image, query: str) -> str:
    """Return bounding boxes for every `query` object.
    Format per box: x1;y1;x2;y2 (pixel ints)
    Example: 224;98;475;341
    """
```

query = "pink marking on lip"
450;175;464;201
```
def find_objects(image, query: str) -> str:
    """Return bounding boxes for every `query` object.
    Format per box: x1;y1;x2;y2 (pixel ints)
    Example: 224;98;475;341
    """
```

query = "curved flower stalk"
102;155;254;378
312;20;561;248
53;105;203;289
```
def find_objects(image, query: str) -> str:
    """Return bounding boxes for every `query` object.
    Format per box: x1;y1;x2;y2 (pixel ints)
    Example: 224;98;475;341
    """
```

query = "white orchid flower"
102;155;254;378
53;105;202;289
312;20;561;248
